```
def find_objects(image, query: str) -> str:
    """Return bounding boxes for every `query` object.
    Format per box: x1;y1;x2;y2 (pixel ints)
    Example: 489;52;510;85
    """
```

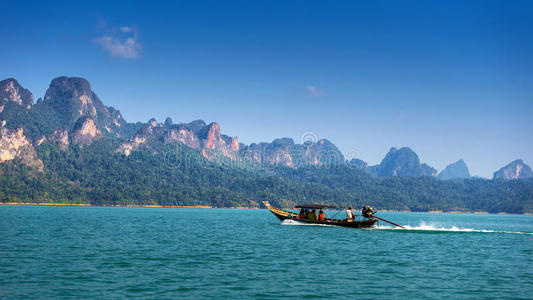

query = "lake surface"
1;206;532;299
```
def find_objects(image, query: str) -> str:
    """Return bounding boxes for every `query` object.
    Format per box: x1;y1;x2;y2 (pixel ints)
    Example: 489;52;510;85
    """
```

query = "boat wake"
371;221;533;235
281;219;333;227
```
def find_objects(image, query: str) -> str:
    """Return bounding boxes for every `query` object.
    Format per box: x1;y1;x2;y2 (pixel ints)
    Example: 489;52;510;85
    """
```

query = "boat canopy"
294;204;338;209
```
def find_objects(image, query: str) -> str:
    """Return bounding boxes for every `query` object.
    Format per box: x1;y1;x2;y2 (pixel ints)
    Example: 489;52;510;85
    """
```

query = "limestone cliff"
438;159;471;180
35;128;70;150
197;122;239;160
0;78;33;112
42;76;126;135
239;137;344;168
116;120;240;160
70;117;102;145
371;147;437;177
493;160;533;179
0;126;43;170
116;120;156;156
241;138;295;166
48;129;70;150
164;126;201;149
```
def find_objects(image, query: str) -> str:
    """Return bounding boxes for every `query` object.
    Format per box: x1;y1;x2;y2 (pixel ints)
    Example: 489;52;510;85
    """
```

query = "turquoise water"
1;206;532;299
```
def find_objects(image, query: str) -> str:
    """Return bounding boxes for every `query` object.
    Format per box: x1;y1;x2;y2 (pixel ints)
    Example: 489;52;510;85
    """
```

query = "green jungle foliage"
1;140;532;213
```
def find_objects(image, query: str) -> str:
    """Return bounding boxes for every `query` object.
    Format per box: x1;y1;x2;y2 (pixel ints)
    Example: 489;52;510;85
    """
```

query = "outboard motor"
361;206;375;218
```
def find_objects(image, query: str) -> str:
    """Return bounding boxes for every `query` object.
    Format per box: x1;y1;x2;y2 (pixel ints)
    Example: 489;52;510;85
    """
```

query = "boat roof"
295;204;338;209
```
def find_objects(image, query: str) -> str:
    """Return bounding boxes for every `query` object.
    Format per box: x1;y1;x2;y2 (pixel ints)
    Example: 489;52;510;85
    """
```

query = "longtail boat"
263;201;379;229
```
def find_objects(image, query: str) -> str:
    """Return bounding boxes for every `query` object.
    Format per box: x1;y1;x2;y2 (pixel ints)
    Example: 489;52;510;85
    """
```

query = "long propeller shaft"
371;215;405;229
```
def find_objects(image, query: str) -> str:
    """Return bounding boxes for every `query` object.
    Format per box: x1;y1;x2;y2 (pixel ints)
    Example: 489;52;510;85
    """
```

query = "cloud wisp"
94;25;141;59
306;85;325;97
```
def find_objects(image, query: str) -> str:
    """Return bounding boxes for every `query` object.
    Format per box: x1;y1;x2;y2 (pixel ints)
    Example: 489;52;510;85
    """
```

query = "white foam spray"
281;219;333;227
371;221;532;235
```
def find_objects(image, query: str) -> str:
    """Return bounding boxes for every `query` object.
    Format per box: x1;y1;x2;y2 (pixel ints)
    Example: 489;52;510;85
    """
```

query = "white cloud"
94;25;141;59
306;85;325;97
119;26;134;33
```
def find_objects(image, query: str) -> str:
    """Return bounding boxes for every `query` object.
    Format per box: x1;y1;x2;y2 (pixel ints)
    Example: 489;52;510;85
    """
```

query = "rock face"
70;117;102;145
35;128;70;150
117;120;241;159
197;122;240;159
348;158;368;169
240;138;344;167
438;159;471;180
241;138;296;166
0;125;43;170
117;134;148;156
44;76;100;121
164;125;201;149
372;147;437;177
303;139;344;167
42;76;126;135
12;75;533;180
493;160;533;180
0;78;33;112
116;118;345;167
48;128;70;149
0;76;347;169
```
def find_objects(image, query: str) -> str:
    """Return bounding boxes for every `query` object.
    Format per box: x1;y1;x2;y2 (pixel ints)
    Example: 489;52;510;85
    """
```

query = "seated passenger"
298;209;305;219
310;209;318;220
318;209;325;221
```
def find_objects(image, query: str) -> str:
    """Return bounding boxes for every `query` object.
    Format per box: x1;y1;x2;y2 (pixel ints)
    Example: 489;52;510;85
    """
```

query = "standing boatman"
346;207;354;221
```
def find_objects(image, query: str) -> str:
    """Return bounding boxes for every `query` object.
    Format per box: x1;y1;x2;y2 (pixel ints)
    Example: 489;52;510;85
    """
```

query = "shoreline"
0;202;259;209
0;202;530;214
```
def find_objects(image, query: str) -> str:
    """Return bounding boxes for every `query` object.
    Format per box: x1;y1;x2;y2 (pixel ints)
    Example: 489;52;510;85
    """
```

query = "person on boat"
304;209;310;219
309;209;317;220
318;209;325;221
346;207;354;221
298;209;305;219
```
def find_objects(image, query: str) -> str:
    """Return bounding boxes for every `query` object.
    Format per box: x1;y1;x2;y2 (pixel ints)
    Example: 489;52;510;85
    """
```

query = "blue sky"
1;0;532;177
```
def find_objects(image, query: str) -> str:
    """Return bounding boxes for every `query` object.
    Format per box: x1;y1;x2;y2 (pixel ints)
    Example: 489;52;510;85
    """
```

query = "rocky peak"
179;119;206;133
348;158;368;169
272;138;295;148
373;147;436;177
231;137;239;151
117;120;203;156
198;122;222;149
0;125;43;170
438;159;471;180
70;117;102;145
0;78;33;111
301;139;344;167
44;76;99;116
136;118;158;136
41;76;126;135
164;126;201;149
493;159;533;180
196;122;242;160
239;137;345;168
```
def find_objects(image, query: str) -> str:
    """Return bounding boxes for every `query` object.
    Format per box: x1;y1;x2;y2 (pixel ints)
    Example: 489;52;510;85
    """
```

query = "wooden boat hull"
263;201;378;229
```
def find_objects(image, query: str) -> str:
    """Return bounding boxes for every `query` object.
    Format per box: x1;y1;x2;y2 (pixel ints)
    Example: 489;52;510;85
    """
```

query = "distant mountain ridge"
0;76;530;179
0;78;33;111
493;160;533;180
1;76;532;213
438;159;471;180
368;147;437;177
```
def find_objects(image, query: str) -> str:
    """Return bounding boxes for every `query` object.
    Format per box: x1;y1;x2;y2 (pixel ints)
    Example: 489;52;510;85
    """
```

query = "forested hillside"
1;139;532;213
1;76;533;213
